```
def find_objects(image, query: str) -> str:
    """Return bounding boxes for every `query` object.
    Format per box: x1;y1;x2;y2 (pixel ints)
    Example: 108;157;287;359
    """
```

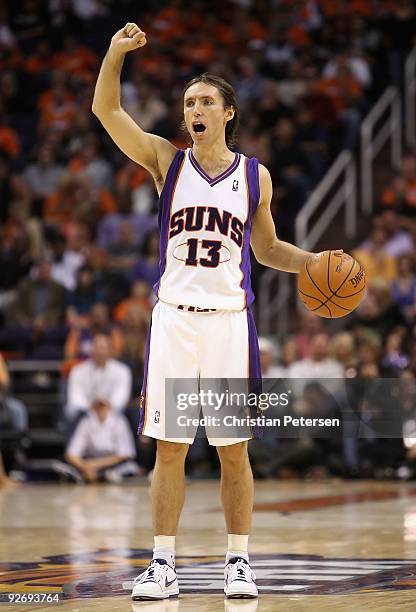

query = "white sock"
226;534;249;564
153;535;176;568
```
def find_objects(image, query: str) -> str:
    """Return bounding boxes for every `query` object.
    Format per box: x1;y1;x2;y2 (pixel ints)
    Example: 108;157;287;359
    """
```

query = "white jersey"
154;148;260;310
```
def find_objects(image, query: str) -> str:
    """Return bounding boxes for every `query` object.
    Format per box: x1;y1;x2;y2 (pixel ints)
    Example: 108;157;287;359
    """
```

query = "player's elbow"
252;240;276;266
91;98;114;119
253;249;268;266
91;100;104;118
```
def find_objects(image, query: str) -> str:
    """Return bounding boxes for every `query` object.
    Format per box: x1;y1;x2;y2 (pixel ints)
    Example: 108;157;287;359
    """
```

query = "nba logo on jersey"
232;179;239;191
154;411;160;424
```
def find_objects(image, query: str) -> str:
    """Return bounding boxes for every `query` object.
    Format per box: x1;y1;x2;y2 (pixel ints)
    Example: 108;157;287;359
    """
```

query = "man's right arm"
92;23;177;193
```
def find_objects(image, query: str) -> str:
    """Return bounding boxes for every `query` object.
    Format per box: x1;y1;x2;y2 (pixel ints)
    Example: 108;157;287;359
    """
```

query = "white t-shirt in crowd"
66;411;136;459
66;358;132;417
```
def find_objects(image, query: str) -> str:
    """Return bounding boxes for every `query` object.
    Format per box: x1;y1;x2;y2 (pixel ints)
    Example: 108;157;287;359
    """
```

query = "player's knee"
217;441;248;467
156;440;189;463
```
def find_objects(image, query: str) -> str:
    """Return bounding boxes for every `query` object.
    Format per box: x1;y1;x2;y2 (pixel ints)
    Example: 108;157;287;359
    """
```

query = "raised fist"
110;23;147;55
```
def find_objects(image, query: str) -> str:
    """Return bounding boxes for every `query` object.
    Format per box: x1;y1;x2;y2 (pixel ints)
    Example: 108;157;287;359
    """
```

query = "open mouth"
192;122;206;133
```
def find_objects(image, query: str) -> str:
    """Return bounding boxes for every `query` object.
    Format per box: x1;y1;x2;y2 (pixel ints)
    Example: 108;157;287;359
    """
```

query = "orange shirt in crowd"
316;75;361;113
318;0;370;16
64;327;125;362
113;298;152;323
288;25;310;48
0;125;20;157
116;164;149;190
353;249;397;284
382;180;416;209
38;90;77;133
52;46;97;82
44;188;116;225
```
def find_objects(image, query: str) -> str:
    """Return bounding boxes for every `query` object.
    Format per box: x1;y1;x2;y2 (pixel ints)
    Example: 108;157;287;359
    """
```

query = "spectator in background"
51;34;97;84
382;155;416;216
270;118;312;205
0;452;16;488
3;201;43;260
44;171;116;229
0;257;66;357
0;111;20;158
288;332;344;396
322;48;372;90
131;230;160;288
0;205;33;315
357;335;382;369
64;302;124;363
65;398;138;483
48;233;85;291
359;211;413;258
66;265;104;318
381;332;409;375
278;338;300;374
38;80;77;137
65;333;132;423
68;140;113;190
353;280;406;339
234;56;265;108
113;280;152;323
380;209;413;257
0;354;27;486
96;190;157;250
330;332;358;373
22;146;64;204
257;80;292;132
258;337;282;378
353;227;397;284
122;79;168;132
294;310;325;359
0;353;28;433
118;305;148;395
391;254;416;324
294;105;328;182
108;220;140;278
15;258;65;327
315;54;363;150
116;160;155;216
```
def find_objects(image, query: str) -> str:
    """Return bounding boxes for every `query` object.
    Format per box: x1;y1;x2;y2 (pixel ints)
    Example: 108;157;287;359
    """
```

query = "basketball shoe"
131;558;179;600
224;557;258;598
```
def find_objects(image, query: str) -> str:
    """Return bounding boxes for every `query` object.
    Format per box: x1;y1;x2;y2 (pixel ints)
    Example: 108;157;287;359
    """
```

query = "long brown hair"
182;73;240;148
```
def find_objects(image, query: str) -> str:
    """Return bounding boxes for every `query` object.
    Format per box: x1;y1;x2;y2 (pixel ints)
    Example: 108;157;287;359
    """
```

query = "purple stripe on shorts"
153;149;186;297
240;157;260;307
247;306;263;439
137;318;153;435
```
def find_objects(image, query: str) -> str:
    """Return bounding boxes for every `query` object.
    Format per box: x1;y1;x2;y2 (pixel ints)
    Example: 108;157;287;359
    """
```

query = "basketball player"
92;23;319;600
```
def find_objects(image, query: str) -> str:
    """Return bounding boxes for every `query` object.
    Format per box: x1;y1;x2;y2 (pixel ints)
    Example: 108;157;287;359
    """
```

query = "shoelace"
232;559;255;583
136;560;162;584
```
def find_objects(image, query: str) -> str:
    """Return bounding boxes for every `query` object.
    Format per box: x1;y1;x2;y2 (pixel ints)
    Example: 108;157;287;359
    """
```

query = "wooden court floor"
1;479;416;611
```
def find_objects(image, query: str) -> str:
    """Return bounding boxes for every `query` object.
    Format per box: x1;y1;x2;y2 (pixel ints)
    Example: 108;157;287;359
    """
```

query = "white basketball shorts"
137;300;261;446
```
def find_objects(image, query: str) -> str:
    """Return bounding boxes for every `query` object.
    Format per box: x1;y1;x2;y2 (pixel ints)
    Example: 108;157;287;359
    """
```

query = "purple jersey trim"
240;157;260;308
153;149;186;297
138;317;153;435
247;307;263;439
189;149;241;186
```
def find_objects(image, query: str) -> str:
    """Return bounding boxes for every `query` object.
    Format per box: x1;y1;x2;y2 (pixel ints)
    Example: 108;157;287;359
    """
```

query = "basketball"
298;251;366;318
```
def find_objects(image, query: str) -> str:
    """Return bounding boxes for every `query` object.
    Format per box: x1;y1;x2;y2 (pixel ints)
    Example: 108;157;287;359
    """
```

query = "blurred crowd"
1;0;416;484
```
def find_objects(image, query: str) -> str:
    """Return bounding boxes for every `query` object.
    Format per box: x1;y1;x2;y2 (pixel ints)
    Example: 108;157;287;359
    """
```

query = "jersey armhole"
245;157;260;220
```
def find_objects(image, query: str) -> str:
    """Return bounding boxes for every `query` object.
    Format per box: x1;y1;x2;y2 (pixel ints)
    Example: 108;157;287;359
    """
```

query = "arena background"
1;1;416;610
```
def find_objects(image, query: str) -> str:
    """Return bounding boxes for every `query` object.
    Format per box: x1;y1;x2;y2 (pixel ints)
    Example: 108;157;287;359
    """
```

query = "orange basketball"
298;251;366;318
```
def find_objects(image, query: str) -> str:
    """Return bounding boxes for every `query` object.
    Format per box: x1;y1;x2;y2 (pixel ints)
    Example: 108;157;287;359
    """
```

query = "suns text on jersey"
169;206;244;247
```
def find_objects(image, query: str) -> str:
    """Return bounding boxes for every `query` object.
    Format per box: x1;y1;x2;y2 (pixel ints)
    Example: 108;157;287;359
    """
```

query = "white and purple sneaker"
131;558;179;600
224;557;258;599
